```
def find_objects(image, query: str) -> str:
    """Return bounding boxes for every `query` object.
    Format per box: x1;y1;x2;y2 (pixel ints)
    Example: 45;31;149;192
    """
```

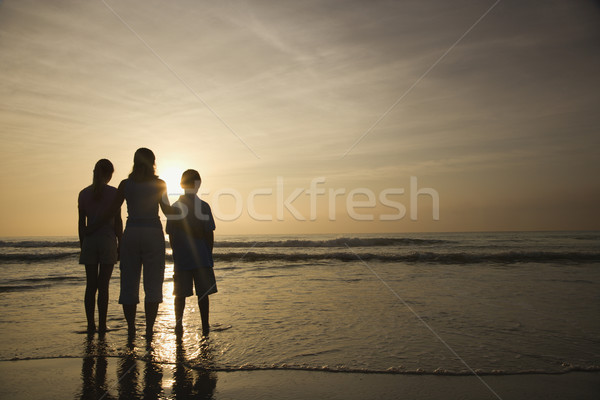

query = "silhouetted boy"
166;169;217;336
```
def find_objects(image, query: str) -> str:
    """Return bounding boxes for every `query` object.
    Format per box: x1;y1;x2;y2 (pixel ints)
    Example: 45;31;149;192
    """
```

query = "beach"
1;231;599;398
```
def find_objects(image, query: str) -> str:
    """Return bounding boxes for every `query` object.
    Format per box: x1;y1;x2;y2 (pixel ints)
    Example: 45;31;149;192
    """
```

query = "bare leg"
97;264;114;333
123;304;137;337
144;301;159;340
199;295;209;336
174;296;185;333
84;264;99;332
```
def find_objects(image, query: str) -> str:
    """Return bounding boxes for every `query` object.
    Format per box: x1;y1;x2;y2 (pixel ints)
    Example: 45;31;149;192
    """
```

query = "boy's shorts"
79;232;118;265
173;268;217;298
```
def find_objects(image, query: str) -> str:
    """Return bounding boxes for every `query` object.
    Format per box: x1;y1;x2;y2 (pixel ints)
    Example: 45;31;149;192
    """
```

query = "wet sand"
0;358;598;399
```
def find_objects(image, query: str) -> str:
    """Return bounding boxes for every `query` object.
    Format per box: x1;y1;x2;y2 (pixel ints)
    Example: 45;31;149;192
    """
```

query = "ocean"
1;231;599;376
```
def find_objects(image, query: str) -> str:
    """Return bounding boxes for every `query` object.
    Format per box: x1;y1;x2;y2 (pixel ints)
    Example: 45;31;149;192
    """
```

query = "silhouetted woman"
78;159;123;334
100;148;177;340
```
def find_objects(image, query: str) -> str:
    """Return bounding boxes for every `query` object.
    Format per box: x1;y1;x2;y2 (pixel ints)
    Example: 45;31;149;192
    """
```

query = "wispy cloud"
0;0;599;234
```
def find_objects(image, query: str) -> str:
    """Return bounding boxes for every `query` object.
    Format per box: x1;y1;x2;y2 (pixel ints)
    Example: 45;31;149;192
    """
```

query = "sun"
157;163;185;196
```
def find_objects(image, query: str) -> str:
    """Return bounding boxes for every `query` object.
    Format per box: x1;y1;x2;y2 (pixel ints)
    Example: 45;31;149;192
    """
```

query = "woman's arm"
158;179;181;217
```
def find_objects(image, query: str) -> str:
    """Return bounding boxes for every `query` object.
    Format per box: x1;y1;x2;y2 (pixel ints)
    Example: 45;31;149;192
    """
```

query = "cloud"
1;0;599;234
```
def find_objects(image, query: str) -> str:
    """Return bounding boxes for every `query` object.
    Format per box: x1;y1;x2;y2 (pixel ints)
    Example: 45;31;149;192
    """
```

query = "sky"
0;0;599;236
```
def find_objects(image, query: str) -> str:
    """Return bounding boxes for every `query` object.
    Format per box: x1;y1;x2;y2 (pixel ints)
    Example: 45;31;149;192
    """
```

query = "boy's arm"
207;203;215;251
191;200;215;240
207;230;214;252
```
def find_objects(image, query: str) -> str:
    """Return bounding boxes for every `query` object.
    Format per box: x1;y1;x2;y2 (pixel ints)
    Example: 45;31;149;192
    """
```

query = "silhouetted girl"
78;159;123;334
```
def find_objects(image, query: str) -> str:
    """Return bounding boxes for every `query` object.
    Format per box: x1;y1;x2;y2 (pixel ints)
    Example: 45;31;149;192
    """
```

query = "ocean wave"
1;250;599;264
0;252;79;262
0;284;52;292
0;276;84;291
18;276;83;284
2;356;599;375
212;251;600;264
202;364;600;375
216;237;450;248
0;240;79;248
0;237;448;250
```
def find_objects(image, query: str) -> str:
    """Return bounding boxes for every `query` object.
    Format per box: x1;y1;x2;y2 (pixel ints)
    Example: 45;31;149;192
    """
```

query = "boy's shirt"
166;194;215;270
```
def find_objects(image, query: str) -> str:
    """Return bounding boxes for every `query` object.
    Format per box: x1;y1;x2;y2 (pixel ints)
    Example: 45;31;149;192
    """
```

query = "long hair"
128;148;157;182
92;159;114;200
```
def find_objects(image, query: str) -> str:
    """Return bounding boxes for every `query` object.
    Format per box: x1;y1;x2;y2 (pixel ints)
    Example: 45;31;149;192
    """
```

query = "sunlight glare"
158;163;185;196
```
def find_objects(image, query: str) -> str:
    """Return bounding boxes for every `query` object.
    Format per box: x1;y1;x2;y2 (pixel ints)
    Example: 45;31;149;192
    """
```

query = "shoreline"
3;355;599;376
1;358;598;400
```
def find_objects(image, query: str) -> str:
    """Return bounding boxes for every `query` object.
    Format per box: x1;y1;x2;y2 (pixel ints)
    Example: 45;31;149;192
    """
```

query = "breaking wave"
5;250;599;264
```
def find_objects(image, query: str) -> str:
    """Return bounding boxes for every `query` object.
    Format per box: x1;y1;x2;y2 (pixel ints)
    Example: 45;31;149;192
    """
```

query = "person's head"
180;169;201;193
129;147;157;182
92;159;114;199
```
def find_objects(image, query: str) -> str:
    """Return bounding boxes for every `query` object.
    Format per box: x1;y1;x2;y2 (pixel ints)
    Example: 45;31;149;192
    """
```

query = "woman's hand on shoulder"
157;178;170;196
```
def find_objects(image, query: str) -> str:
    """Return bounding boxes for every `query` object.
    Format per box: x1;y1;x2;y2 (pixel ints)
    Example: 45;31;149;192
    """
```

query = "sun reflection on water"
145;263;212;365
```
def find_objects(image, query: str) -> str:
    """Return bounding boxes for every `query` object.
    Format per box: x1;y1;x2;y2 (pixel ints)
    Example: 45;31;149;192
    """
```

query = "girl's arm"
114;207;123;260
114;205;123;250
78;208;86;249
114;207;123;240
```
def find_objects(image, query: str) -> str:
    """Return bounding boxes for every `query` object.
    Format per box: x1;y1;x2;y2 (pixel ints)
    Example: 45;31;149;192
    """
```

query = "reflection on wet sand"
80;335;114;400
172;334;217;399
79;333;217;399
